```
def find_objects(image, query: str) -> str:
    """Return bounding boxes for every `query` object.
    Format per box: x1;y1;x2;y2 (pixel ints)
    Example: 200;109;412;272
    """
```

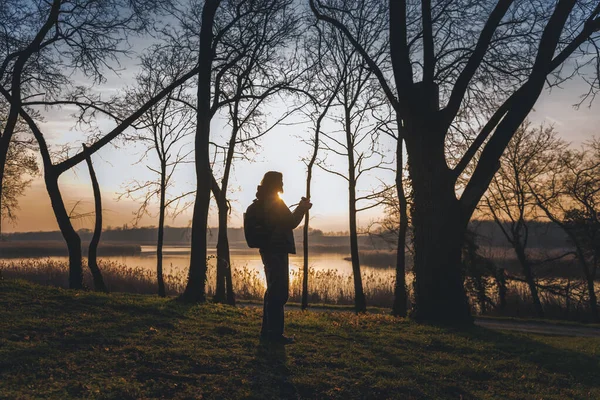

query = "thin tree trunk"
302;85;339;310
392;135;408;317
349;190;366;312
83;144;107;292
464;235;487;314
345;109;366;313
157;162;167;297
495;268;507;311
0;146;6;238
584;269;599;323
211;175;235;305
181;0;220;303
225;242;235;305
11;85;84;290
514;245;543;317
302;209;310;309
214;199;229;303
46;171;83;289
562;232;599;322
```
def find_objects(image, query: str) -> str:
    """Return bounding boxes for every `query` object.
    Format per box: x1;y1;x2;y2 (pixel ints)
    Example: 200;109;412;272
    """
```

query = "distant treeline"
471;220;569;249
0;241;140;258
3;220;568;250
2;226;385;250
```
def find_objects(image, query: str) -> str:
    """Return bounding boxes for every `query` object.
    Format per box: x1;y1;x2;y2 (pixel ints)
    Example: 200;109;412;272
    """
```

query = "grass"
1;279;599;399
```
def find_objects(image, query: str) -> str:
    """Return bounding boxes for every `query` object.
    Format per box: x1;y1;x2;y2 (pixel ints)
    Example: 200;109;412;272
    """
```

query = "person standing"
249;171;312;344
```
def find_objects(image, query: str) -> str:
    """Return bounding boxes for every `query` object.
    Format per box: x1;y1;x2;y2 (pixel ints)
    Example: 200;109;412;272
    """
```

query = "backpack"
243;200;271;248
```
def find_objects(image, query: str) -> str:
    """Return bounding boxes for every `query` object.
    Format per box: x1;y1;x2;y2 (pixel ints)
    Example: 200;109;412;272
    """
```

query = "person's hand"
299;197;312;210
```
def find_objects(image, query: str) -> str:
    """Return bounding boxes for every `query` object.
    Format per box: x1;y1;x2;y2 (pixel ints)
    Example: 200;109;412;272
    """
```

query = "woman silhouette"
253;171;312;344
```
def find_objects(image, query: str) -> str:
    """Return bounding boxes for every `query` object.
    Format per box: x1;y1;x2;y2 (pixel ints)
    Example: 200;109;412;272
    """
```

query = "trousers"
260;250;289;337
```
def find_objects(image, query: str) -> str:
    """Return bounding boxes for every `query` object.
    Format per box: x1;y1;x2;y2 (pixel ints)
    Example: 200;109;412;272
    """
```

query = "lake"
8;245;396;282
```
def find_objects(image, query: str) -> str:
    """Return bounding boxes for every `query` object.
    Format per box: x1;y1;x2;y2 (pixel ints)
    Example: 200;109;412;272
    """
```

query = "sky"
5;34;600;234
7;68;395;233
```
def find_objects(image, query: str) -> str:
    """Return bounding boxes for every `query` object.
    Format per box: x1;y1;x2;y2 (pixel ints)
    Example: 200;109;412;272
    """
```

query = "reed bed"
0;258;395;307
1;258;597;321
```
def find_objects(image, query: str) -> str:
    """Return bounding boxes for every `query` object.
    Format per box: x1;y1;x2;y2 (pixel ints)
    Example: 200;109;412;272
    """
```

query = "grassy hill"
1;279;599;399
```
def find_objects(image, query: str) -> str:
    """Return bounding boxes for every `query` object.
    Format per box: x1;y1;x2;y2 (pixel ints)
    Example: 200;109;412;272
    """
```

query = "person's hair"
256;171;283;200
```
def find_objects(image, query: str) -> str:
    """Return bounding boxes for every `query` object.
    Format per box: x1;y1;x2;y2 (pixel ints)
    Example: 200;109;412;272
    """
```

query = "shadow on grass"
0;283;192;372
369;323;599;398
248;341;297;399
460;326;600;385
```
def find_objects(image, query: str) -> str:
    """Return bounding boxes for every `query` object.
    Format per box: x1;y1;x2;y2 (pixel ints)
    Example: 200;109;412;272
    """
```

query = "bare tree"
0;0;184;289
118;46;196;297
208;0;302;305
311;0;600;323
299;73;341;310
370;102;411;317
531;141;600;322
311;2;391;313
177;0;301;302
82;144;107;292
0;0;164;239
483;122;568;317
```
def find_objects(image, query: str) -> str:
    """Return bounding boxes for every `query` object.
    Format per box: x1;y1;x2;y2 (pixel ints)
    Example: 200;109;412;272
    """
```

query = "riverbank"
1;280;599;399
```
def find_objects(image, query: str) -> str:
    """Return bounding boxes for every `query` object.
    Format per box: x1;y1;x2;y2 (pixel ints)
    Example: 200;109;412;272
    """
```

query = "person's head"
256;171;283;200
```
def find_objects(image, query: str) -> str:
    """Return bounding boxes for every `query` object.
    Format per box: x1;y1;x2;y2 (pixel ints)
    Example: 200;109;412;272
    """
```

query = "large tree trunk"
46;171;83;289
514;245;543;317
180;0;219;303
404;112;472;324
156;163;167;297
392;136;408;317
410;191;471;323
83;145;107;292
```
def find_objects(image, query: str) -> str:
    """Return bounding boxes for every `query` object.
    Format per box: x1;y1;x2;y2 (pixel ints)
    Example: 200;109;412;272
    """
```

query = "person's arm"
286;197;312;229
267;199;309;231
289;205;306;229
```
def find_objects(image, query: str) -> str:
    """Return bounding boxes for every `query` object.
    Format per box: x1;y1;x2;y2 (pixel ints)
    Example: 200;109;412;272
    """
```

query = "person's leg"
266;259;284;336
268;252;289;337
261;288;269;337
260;251;271;337
277;253;289;336
262;251;283;337
262;251;293;342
